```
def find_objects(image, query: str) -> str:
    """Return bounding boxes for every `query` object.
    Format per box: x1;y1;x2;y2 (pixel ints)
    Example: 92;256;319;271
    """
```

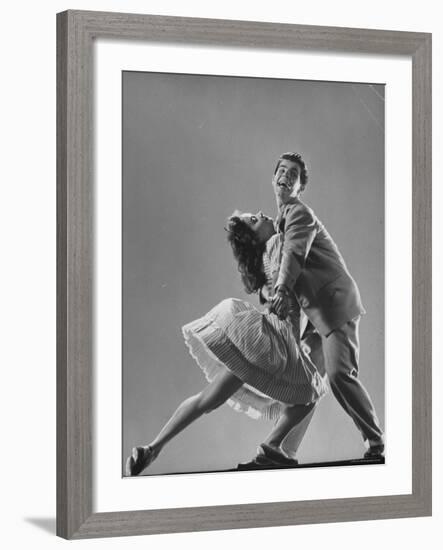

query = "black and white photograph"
3;0;437;546
122;71;385;477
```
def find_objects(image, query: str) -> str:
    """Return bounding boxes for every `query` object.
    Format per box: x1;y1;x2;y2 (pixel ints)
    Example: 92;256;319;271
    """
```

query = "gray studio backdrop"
122;71;384;475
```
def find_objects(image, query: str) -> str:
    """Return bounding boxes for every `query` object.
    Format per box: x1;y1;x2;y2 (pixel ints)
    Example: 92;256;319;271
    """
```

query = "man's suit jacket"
274;197;365;336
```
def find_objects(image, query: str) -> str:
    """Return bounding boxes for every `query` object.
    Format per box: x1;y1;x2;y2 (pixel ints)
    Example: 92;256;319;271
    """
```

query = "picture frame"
56;9;432;539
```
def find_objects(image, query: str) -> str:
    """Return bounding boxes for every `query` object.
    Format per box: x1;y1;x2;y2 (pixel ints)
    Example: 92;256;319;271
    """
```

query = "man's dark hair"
274;152;308;190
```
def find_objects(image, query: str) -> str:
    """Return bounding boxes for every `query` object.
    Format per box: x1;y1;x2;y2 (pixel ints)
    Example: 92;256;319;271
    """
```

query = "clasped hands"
268;285;291;320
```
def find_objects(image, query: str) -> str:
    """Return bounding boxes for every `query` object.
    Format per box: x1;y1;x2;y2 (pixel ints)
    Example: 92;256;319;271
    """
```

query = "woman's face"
239;211;275;244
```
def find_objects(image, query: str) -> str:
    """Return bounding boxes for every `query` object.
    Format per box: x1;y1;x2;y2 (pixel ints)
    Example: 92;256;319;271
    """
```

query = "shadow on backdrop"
24;517;56;535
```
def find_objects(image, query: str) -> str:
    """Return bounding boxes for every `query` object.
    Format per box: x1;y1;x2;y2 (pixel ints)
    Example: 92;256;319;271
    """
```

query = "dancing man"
265;151;384;461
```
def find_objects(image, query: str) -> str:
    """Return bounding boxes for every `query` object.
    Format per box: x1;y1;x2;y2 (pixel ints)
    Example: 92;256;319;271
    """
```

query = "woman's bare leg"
148;368;243;456
280;406;316;459
127;368;243;474
263;402;316;451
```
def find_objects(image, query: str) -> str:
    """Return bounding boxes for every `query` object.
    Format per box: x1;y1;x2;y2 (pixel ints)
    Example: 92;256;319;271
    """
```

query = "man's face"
272;158;303;203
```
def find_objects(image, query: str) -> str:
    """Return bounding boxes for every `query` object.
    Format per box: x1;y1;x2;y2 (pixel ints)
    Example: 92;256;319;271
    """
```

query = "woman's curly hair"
225;212;266;294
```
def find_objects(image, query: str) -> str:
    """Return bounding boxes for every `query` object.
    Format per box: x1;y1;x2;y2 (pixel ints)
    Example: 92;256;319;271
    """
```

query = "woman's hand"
260;285;271;303
270;286;291;319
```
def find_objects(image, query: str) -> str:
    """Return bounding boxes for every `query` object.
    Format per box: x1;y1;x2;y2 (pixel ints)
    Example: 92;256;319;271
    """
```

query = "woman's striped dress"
182;233;327;420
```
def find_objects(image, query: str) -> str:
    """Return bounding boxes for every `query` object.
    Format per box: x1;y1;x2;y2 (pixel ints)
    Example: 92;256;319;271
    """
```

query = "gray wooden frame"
57;9;432;539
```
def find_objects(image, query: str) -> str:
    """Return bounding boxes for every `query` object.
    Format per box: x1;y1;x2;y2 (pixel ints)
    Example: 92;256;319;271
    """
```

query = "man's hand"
270;287;291;320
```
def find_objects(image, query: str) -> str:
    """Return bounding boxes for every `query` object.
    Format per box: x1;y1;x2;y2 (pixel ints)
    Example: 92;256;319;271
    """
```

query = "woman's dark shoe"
238;443;299;469
257;443;299;466
125;445;157;476
363;443;385;459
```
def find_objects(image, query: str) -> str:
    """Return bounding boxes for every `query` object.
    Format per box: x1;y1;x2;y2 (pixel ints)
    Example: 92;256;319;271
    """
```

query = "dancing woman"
126;211;327;476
